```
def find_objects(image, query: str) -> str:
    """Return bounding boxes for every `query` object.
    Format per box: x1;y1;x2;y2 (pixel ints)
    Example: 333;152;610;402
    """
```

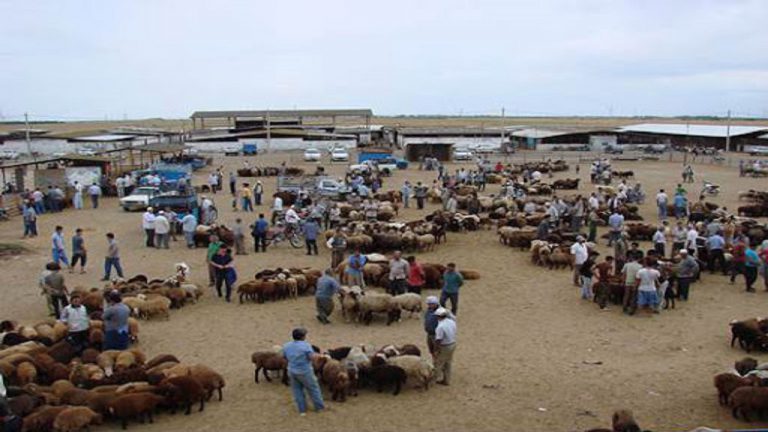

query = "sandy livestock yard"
2;149;768;432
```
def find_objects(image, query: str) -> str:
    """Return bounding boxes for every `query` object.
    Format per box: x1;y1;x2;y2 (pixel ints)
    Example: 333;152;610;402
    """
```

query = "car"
119;186;162;211
604;145;624;155
453;148;474;161
304;148;322;162
76;148;97;156
749;146;768;156
330;148;350;162
471;143;498;154
223;145;240;156
373;157;408;174
0;150;19;160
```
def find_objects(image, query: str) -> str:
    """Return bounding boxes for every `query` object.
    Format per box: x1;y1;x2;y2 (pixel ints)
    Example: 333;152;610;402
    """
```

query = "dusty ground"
1;149;767;432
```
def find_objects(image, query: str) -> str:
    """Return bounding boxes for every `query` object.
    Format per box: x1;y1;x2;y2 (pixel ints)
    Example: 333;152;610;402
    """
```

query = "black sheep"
361;365;407;395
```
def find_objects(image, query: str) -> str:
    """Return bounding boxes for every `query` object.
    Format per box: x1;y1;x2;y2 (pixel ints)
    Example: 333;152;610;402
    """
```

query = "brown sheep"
459;269;481;280
51;380;76;398
251;351;288;385
21;405;68;432
715;373;758;405
127;318;140;343
159;375;206;415
16;361;38;385
108;392;166;430
144;353;178;370
52;406;102;432
322;359;351;402
730;386;768;421
735;357;759;376
162;364;225;402
7;394;44;417
86;392;116;416
612;409;641;432
115;352;137;371
60;388;93;406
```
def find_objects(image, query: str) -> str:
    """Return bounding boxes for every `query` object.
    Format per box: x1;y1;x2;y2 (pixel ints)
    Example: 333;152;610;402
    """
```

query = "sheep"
343;345;371;370
162;364;225;402
357;292;401;326
16;361;37;385
416;234;436;252
321;359;351;402
127;318;139;343
360;364;407;395
392;293;422;318
385;355;434;390
115;351;137;371
61;388;94;406
251;351;288;385
326;346;353;361
159;375;206;415
730;318;768;353
736;357;759;376
338;286;362;322
135;296;171;320
729;386;768;421
458;269;481;280
7;394;44;417
108;392;165;430
21;405;68;432
86;392;117;417
714;372;758;405
52;406;103;432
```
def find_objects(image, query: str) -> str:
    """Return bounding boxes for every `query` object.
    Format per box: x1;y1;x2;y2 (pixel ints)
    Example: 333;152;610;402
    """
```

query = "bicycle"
266;222;304;249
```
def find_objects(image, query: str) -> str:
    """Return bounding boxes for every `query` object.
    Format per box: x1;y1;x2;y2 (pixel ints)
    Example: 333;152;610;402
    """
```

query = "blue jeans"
90;195;99;209
104;257;124;279
184;231;195;247
52;248;69;266
289;370;325;413
675;206;686;219
23;221;37;237
580;276;593;299
658;204;667;219
34;201;44;214
242;197;253;212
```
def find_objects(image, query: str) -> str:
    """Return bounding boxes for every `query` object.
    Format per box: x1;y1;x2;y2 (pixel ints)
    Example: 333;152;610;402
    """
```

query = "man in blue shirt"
673;193;687;219
251;214;269;253
315;269;340;324
346;250;367;287
51;225;70;268
283;328;325;415
607;211;624;246
706;231;726;275
303;218;320;256
440;263;464;315
423;296;440;355
745;245;760;293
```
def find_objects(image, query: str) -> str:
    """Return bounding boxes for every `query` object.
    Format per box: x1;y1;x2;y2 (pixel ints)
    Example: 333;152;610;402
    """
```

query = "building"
395;127;512;150
509;128;615;151
616;123;768;151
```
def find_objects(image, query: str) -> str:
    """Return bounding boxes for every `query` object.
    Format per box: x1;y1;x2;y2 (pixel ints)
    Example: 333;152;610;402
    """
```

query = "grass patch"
0;243;30;259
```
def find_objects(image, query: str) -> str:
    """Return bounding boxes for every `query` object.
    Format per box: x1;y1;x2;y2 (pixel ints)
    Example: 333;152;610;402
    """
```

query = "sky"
1;0;767;120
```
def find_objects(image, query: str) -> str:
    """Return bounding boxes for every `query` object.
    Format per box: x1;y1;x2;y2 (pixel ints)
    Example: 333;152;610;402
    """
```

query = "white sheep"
357;292;400;325
392;293;422;318
386;355;434;390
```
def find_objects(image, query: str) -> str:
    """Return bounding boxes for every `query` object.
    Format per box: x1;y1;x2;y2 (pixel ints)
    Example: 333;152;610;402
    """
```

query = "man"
363;199;378;222
730;238;747;285
87;183;101;209
536;217;551;241
414;181;427;210
571;196;585;232
284;205;300;231
206;235;223;286
43;262;68;317
51;226;70;268
594;256;614;310
652;226;666;258
346;249;367;287
671;221;687;257
303;217;320;256
253;181;264;206
71;228;87;274
73;181;84;209
50;185;64;212
210;246;234;302
745;244;761;293
315;269;340;324
621;255;643;314
570;236;589;286
103;291;131;350
433;308;457;386
233;218;247;255
656;189;668;220
103;233;124;281
685;224;699;255
251;214;269;253
59;293;90;353
635;258;661;314
613;231;628;274
627;242;644;262
23;202;38;238
423;296;440;355
587;209;599;243
673;192;688;220
142;208;156;248
229;172;237;196
283;328;325;415
330;228;347;269
676;249;699;300
389;251;410;295
407;255;426;294
207;173;218;194
607;210;624;246
706;231;726;274
115;176;126;199
153;211;170;249
444;194;457;213
440;263;463;314
181;212;197;248
241;183;253;212
401;181;412;208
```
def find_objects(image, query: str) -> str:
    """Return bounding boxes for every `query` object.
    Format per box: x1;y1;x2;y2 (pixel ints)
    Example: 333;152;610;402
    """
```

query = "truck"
148;191;200;221
277;175;350;200
356;150;408;173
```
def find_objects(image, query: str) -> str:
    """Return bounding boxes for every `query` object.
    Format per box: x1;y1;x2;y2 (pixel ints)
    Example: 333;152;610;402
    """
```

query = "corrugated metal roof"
398;127;514;136
509;128;588;139
191;109;373;119
618;123;768;138
758;133;768;139
68;134;137;142
187;129;356;142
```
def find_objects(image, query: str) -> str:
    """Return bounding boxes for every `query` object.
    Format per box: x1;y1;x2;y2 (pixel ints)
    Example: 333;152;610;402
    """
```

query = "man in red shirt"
594;256;614;310
407;256;426;294
730;239;747;285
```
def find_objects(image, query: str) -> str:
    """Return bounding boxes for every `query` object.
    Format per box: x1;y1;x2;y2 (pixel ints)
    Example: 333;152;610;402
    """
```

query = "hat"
576;236;585;242
434;308;449;317
158;210;165;214
147;207;153;211
679;249;688;254
426;296;439;305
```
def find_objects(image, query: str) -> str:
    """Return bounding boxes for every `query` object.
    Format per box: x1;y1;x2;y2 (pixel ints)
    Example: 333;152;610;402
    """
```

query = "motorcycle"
702;181;720;196
265;222;304;249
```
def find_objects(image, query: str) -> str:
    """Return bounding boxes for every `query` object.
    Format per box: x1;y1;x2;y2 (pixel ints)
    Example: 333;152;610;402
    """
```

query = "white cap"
434;307;449;317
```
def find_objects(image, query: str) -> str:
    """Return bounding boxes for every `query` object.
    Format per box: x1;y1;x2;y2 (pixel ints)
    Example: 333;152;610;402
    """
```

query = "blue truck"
357;151;408;171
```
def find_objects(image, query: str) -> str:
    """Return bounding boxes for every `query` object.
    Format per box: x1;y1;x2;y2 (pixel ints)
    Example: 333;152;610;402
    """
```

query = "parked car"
277;175;350;200
224;145;240;156
604;145;624;155
749;146;768;156
76;148;98;156
0;150;19;160
304;148;322;162
453;148;474;161
471;143;498;154
120;186;162;211
330;148;350;162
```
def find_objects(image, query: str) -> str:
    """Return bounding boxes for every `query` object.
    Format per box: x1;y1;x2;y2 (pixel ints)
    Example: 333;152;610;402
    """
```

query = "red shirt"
408;262;425;286
732;243;746;263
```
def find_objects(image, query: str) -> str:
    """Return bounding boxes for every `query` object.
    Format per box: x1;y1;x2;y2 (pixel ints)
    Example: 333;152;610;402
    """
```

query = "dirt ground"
1;149;767;432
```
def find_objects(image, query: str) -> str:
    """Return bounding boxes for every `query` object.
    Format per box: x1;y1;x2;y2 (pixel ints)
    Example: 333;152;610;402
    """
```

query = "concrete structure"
617;123;768;151
509;128;612;151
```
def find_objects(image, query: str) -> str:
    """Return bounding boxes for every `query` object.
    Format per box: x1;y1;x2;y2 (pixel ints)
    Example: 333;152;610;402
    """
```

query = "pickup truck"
148;192;200;221
120;186;162;211
277;176;350;200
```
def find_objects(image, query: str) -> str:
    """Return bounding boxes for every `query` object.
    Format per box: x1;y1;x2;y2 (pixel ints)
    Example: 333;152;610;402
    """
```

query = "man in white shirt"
285;205;300;230
115;176;126;198
153;210;171;249
570;236;589;286
656;189;669;220
142;207;156;248
87;183;101;209
652;226;666;257
685;225;699;255
73;181;84;209
271;194;284;225
635;260;661;313
588;193;600;211
59;293;90;352
207;173;219;194
181;213;198;248
434;308;457;386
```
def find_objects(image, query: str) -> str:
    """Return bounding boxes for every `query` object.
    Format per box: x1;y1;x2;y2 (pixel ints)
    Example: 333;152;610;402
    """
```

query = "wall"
187;138;356;152
0;137;160;155
401;136;502;149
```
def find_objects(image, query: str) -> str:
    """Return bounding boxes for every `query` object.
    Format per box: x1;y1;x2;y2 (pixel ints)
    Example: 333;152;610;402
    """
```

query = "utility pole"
500;107;506;151
24;112;35;161
266;109;271;153
725;109;732;153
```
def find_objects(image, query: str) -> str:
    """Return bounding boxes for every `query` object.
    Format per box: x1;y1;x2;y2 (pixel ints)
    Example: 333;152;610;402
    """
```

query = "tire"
289;234;303;249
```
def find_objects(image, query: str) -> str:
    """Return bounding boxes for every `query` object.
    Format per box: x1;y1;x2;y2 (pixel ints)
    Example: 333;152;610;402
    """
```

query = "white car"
76;148;98;156
330;148;350;162
471;143;498;154
453;149;474;161
223;145;240;156
120;186;162;211
0;150;19;160
304;148;322;162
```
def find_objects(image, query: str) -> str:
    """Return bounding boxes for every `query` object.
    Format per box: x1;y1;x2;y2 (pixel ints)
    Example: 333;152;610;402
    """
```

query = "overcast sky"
1;0;767;120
